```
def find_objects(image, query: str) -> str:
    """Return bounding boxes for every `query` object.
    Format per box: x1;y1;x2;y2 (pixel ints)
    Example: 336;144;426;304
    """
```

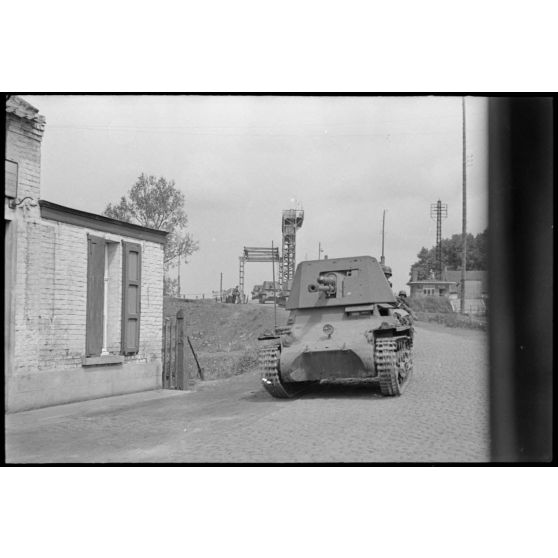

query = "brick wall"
135;241;165;362
5;104;45;210
5;97;166;410
5;100;45;403
12;217;165;374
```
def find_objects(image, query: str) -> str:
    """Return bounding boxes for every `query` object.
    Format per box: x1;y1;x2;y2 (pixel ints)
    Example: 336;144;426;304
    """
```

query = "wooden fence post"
176;309;186;389
162;318;169;388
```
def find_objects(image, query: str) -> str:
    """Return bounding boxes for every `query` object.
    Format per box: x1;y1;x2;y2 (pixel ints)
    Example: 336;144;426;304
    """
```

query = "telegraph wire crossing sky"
24;95;488;296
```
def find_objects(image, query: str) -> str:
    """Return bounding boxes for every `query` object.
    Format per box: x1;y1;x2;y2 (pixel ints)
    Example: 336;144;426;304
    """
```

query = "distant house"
5;96;168;411
443;269;487;298
407;267;456;298
443;269;488;314
407;266;487;314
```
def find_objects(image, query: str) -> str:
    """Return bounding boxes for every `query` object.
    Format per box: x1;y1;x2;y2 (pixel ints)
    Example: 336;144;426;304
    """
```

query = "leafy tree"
104;174;198;273
410;229;487;280
412;247;437;281
163;276;179;297
467;228;487;270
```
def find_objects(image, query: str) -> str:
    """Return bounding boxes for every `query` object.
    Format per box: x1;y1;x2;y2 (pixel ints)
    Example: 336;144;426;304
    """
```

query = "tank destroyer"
257;255;414;398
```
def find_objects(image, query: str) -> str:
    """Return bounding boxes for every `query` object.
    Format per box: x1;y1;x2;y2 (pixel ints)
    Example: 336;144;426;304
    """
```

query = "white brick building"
5;96;167;411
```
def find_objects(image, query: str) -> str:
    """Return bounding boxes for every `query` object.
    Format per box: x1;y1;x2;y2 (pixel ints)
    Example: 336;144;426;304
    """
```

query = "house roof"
39;200;168;245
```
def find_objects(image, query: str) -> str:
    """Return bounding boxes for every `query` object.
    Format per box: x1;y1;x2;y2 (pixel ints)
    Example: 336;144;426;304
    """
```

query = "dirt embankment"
163;298;289;380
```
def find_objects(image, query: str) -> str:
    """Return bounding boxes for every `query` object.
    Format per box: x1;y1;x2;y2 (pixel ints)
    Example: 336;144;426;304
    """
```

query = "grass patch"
407;296;454;313
233;350;259;375
415;311;487;331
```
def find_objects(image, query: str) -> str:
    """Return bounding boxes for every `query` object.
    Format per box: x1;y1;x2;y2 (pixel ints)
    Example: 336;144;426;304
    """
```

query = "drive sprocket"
259;344;303;399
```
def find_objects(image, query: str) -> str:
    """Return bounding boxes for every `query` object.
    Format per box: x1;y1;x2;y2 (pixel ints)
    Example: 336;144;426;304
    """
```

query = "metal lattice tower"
430;200;448;279
236;209;303;301
280;209;304;290
239;246;281;300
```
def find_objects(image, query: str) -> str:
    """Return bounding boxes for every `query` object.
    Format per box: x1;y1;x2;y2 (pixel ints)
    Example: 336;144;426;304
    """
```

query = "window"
423;287;435;296
85;236;142;358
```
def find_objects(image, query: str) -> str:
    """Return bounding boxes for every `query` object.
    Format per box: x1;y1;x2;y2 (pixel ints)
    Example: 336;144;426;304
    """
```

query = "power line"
45;125;460;138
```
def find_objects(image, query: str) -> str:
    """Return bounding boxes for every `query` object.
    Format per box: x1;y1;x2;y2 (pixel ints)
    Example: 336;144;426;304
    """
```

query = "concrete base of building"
5;360;162;413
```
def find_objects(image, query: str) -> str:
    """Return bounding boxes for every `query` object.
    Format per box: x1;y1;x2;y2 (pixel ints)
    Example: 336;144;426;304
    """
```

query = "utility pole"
380;209;386;266
318;242;323;260
220;272;223;302
460;96;467;314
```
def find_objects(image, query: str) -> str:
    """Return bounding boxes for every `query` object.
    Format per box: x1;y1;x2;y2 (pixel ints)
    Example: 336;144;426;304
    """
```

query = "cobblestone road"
6;323;489;463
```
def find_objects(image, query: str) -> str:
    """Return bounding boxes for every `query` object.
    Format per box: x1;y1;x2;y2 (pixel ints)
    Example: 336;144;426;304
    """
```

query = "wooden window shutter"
122;241;142;354
86;235;106;356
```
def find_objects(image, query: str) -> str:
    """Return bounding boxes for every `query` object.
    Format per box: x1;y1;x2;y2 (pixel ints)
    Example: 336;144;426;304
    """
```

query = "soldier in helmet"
395;289;416;322
381;263;393;288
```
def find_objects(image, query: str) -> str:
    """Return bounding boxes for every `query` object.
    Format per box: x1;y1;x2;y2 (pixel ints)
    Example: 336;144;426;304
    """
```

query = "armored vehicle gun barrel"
308;274;337;295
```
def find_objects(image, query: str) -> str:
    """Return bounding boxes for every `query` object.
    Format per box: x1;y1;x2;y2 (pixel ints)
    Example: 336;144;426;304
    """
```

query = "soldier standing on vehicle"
395;290;416;321
381;263;393;288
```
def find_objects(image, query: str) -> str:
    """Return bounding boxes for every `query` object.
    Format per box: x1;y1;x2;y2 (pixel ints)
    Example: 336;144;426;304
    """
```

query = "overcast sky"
24;95;488;296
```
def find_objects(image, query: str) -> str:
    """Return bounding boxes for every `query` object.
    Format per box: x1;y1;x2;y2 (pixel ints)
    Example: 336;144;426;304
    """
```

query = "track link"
259;344;303;399
375;337;413;396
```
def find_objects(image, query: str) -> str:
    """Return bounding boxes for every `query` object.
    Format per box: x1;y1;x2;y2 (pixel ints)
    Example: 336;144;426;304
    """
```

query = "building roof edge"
39;200;169;244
